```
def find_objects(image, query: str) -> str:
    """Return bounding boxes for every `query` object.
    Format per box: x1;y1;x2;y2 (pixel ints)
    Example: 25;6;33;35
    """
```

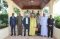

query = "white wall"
53;0;60;16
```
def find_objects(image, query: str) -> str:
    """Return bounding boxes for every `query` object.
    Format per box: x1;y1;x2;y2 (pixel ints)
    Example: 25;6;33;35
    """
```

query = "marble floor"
5;27;55;39
5;36;54;39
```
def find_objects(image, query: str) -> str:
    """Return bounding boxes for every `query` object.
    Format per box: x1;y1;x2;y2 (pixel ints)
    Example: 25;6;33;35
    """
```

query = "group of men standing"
10;12;54;38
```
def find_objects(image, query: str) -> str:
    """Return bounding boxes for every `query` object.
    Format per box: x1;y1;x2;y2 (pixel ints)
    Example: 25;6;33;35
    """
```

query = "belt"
49;25;52;26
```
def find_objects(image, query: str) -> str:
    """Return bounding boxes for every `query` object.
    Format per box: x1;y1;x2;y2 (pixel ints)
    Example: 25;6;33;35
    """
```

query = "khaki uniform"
17;16;23;35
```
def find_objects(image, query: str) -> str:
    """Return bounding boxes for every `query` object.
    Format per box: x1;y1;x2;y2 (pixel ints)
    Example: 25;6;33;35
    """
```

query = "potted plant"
54;16;60;39
55;16;60;29
0;14;8;29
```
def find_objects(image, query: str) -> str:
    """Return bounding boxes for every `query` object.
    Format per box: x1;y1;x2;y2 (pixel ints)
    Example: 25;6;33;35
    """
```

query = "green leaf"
14;7;20;15
54;16;60;29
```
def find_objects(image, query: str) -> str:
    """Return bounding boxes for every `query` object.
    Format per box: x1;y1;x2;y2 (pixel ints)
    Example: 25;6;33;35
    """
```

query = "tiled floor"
5;36;54;39
5;27;54;39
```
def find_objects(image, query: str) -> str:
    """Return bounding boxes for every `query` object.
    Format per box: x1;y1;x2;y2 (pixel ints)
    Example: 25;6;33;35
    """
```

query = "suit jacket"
23;17;30;28
47;18;54;26
10;16;16;26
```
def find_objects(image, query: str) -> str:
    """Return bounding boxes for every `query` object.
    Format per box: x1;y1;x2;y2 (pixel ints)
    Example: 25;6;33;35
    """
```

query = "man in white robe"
39;13;48;36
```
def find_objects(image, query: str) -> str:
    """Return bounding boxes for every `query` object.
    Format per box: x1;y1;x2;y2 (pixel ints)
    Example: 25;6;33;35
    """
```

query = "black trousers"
48;25;53;38
35;24;41;36
11;26;16;35
24;24;29;36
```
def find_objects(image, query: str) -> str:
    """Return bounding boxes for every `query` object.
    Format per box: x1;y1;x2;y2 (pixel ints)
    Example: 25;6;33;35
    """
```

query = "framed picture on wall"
43;6;49;16
43;7;49;13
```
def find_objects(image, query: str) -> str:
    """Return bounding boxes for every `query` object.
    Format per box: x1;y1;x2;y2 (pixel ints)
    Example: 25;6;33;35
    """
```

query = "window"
0;0;1;3
0;0;8;14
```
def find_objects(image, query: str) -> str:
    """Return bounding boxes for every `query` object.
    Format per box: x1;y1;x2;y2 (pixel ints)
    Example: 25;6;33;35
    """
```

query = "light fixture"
30;0;34;5
30;0;34;3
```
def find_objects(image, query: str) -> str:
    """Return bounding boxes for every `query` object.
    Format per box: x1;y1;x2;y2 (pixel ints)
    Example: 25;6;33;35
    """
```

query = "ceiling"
12;0;50;9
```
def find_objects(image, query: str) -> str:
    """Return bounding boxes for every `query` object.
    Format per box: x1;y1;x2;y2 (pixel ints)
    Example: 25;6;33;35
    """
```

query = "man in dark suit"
23;15;30;36
47;15;54;38
10;13;16;36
